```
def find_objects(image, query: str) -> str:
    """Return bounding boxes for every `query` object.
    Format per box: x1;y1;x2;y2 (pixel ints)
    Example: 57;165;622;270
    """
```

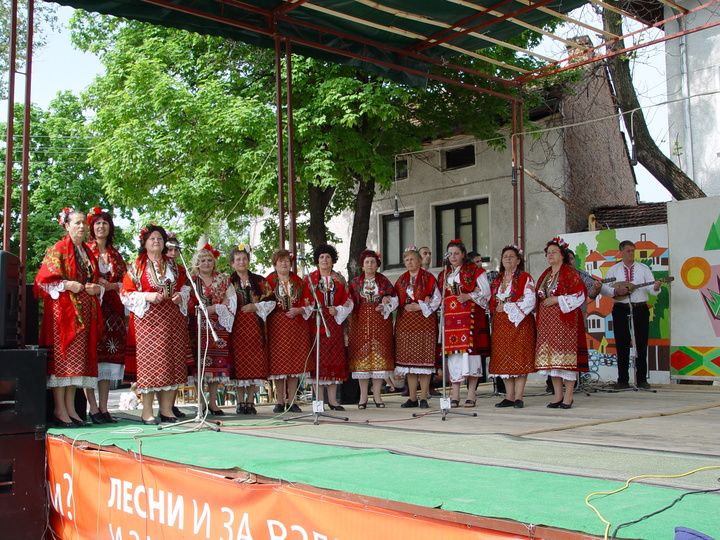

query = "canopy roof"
53;0;601;96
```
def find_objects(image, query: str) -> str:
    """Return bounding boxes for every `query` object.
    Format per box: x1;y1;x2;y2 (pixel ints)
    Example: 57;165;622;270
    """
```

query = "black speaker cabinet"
0;251;21;349
0;349;47;435
0;432;47;539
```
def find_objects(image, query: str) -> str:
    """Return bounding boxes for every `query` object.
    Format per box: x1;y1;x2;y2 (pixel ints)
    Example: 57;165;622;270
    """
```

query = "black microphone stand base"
413;397;477;420
159;393;222;432
284;400;349;425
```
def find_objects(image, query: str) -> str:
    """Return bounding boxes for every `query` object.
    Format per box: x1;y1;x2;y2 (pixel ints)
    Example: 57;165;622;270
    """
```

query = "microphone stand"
159;246;221;432
416;256;477;421
285;257;349;424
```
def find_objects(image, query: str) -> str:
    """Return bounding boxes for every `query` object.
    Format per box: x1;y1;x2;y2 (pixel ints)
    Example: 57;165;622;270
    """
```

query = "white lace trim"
41;280;65;300
47;375;97;389
268;372;310;380
537;369;577;381
215;303;234;332
137;384;182;394
232;379;265;387
394;366;435;375
351;370;392;379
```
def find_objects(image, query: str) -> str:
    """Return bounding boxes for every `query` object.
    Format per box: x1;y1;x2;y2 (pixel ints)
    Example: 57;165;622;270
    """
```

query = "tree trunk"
602;4;705;200
346;175;375;280
306;182;334;251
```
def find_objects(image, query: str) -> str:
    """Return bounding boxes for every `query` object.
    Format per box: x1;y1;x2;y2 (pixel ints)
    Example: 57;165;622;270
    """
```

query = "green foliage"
595;229;619;255
575;242;589;269
0;1;58;99
0;92;132;279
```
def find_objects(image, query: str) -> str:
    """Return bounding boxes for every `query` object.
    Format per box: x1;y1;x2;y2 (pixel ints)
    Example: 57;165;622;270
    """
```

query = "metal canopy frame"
4;0;719;344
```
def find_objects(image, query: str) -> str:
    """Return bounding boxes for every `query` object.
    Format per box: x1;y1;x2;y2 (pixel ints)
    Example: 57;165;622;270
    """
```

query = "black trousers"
612;303;650;385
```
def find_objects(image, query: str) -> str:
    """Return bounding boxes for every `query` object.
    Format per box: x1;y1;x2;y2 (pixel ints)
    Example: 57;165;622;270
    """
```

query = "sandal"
374;400;386;408
464;399;476;408
357;402;367;410
450;399;460;408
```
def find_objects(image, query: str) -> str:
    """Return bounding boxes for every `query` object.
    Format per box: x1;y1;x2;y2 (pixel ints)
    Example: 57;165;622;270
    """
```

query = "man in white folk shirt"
600;240;661;390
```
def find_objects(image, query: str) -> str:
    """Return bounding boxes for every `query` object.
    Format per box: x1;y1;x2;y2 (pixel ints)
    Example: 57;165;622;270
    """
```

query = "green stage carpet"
48;421;720;540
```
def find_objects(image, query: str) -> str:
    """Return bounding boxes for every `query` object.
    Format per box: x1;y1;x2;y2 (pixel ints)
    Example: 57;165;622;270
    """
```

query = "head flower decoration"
57;207;74;225
504;244;524;255
287;251;294;260
405;244;417;252
86;207;103;224
449;239;462;245
551;236;568;249
202;243;220;259
138;226;150;241
237;243;252;253
376;252;382;260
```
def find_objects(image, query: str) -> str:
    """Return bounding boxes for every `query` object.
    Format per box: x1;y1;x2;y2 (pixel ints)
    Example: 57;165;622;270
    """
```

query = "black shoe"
90;412;107;424
70;416;90;427
141;417;158;425
513;400;524;409
246;403;257;415
613;381;630;390
102;412;118;423
419;399;429;409
52;415;76;428
357;402;367;410
159;414;178;423
637;381;652;390
560;401;573;409
547;400;563;408
495;399;514;408
401;399;419;408
288;404;302;413
172;406;187;418
273;404;285;414
208;408;225;416
236;403;246;414
327;404;345;411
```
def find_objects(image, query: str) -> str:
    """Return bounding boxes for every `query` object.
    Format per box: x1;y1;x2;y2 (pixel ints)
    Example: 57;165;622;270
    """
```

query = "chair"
177;385;196;404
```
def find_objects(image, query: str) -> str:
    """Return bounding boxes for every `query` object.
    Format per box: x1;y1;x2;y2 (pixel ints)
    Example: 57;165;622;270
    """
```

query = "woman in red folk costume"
489;245;537;409
348;249;398;409
36;208;103;427
302;244;352;411
227;244;276;415
85;207;127;424
121;224;191;425
534;237;589;410
394;247;440;409
437;239;491;408
266;249;311;414
188;243;234;415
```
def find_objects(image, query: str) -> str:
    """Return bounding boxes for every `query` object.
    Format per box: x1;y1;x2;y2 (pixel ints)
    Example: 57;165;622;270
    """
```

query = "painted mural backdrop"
668;197;720;380
564;225;672;384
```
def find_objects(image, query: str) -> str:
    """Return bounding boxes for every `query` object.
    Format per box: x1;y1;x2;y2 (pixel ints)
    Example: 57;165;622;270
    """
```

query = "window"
395;159;408;179
434;198;489;267
382;211;414;270
443;145;475;170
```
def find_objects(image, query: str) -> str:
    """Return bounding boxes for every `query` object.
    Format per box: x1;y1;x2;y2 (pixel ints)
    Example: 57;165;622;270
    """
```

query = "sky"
6;5;673;203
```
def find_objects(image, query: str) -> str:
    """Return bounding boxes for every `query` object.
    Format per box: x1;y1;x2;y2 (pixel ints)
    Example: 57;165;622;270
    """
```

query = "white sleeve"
558;290;586;313
640;266;661;297
121;291;151;318
40;280;65;300
418;286;442;317
381;296;399;319
98;284;106;305
504;277;536;326
255;300;276;322
469;273;491;310
178;285;191;317
226;294;237;316
215;303;234;332
334;298;353;325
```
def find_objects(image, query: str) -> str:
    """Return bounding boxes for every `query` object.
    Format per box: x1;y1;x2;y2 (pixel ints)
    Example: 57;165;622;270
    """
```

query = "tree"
0;0;57;99
602;2;705;200
0;92;130;278
69;13;555;277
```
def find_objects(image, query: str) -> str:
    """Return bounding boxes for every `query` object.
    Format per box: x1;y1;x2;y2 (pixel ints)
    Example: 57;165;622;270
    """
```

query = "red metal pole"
285;40;297;271
274;21;286;248
3;0;19;252
19;0;34;344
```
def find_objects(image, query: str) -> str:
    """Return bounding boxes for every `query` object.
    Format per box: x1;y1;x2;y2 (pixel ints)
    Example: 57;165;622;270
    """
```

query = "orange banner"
47;436;525;540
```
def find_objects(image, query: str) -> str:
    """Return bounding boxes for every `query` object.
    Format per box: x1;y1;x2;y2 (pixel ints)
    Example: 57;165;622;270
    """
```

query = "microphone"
166;242;183;249
443;252;451;260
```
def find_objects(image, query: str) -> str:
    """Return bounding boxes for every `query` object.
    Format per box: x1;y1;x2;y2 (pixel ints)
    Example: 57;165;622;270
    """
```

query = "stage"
46;382;720;539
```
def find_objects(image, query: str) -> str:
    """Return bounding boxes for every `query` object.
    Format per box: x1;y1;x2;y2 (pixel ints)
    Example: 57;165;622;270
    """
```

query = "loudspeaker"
0;432;47;538
0;251;21;349
0;349;47;435
24;284;40;347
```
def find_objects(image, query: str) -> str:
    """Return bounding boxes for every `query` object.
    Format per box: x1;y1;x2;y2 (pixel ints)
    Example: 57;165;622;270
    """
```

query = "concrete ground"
108;381;720;492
